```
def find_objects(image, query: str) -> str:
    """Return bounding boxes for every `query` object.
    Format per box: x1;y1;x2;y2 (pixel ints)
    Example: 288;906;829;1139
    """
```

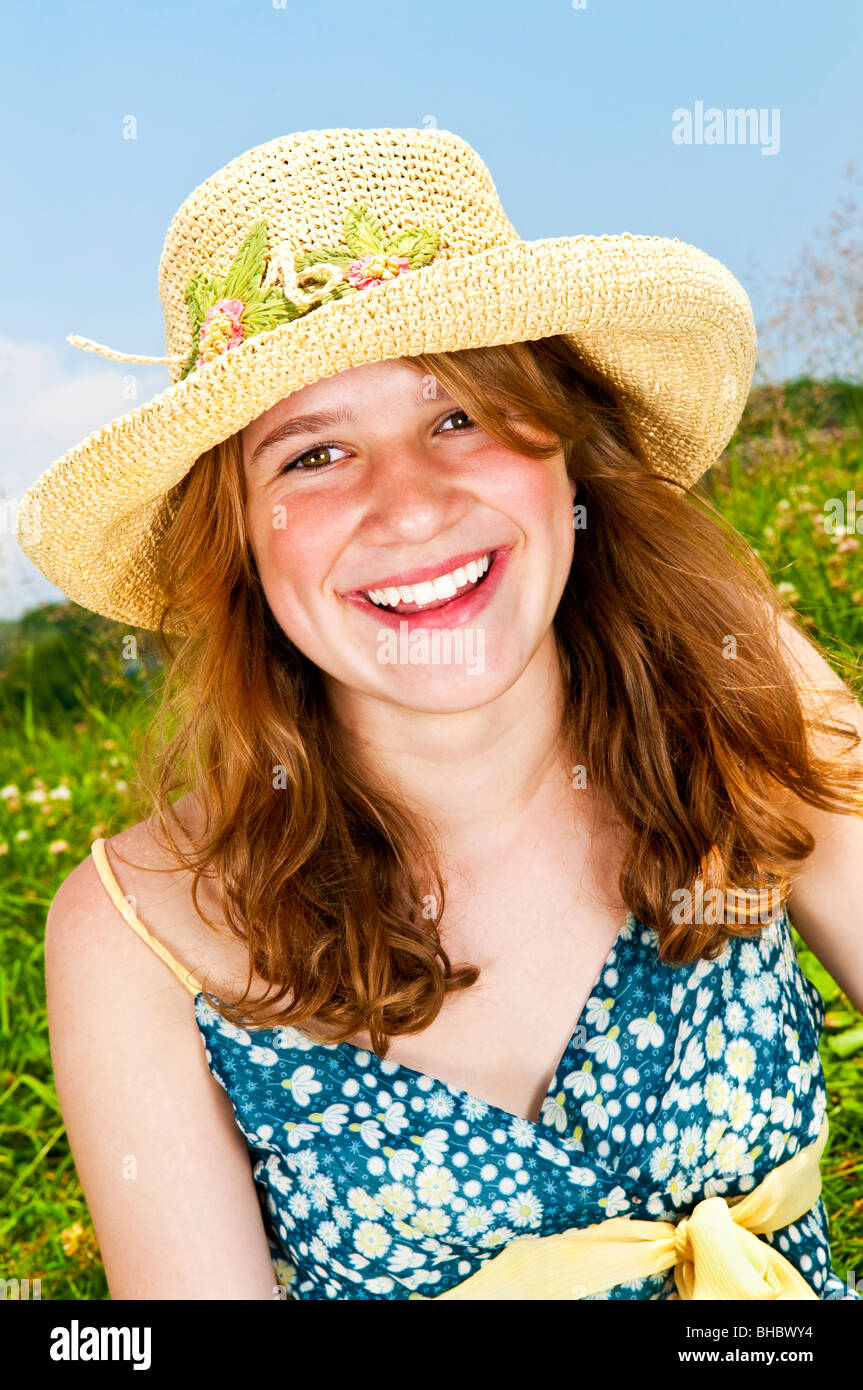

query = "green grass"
0;692;152;1299
1;389;861;1298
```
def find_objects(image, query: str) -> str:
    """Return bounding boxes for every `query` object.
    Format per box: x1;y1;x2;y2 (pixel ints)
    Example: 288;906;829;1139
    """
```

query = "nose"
357;435;470;543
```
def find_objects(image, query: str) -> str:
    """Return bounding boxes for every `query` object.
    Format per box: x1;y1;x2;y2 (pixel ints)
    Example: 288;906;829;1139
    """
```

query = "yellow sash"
433;1116;829;1300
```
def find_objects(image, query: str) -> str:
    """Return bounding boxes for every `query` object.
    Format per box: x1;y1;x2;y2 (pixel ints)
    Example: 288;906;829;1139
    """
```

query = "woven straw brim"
16;232;755;633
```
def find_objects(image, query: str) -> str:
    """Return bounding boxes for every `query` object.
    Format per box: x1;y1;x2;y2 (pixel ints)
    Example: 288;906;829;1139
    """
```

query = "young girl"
20;127;863;1300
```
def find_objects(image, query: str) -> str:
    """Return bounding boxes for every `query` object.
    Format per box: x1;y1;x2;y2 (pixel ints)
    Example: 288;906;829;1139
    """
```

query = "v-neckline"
196;910;641;1128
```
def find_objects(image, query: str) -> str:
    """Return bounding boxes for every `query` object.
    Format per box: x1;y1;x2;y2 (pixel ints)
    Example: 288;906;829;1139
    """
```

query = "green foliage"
342;203;386;257
730;375;863;444
293;247;355;272
221;222;268;301
384;225;441;267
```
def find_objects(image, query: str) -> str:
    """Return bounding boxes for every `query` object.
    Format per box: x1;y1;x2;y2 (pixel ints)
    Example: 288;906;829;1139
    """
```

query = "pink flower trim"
199;297;245;352
345;253;412;290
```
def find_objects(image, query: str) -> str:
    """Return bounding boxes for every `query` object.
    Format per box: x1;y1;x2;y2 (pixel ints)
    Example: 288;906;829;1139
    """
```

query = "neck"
322;629;576;858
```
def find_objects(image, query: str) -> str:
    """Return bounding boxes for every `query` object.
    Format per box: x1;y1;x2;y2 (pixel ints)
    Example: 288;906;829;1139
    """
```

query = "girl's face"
241;357;576;712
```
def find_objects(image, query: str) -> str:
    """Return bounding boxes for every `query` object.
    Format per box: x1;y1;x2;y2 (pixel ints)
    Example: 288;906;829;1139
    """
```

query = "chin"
369;647;529;709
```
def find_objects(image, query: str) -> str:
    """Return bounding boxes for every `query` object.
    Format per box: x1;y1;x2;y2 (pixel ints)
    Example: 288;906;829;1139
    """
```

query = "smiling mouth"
357;552;495;614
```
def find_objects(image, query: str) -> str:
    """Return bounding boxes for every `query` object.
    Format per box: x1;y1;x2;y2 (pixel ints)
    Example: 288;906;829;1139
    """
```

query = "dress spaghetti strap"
89;837;204;997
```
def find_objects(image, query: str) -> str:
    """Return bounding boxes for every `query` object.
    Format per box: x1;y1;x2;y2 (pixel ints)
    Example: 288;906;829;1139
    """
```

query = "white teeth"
364;552;492;609
432;573;458;600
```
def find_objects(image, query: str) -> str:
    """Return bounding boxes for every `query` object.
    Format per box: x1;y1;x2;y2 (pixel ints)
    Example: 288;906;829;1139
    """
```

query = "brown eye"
437;408;476;432
298;447;334;469
278;443;348;475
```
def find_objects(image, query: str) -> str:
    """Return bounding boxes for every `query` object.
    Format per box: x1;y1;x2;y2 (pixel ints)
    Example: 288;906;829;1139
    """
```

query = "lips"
346;547;497;598
342;546;511;631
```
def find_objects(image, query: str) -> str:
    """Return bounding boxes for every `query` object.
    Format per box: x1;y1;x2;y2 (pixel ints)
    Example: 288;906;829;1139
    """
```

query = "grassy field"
1;377;861;1299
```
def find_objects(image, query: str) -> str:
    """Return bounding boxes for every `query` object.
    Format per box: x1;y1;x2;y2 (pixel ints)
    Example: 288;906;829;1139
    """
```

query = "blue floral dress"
195;906;857;1300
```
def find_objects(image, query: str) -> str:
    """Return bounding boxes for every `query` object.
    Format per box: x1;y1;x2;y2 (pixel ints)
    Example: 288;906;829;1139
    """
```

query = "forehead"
261;358;443;419
241;357;455;462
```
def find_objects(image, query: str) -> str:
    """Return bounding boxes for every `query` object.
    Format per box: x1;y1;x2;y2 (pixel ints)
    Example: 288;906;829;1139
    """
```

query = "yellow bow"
433;1116;829;1301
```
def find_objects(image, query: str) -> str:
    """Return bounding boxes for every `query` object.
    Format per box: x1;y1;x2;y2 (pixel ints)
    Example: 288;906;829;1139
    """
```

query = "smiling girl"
20;128;863;1301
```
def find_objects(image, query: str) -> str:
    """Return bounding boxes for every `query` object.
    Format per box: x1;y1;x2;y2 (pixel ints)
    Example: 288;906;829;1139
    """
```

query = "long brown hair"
122;335;863;1054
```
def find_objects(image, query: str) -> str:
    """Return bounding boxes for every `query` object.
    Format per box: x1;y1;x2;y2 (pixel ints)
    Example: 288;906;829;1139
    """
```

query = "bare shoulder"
43;795;280;1297
46;793;245;1007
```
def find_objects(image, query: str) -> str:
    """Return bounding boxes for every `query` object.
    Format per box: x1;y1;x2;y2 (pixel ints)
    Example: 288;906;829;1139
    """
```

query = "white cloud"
0;336;168;621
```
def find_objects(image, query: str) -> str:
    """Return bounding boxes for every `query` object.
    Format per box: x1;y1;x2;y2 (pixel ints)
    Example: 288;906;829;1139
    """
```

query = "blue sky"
2;0;861;617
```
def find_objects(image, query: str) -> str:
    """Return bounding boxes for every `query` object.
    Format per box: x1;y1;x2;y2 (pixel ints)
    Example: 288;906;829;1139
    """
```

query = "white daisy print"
457;1205;493;1237
564;1062;598;1098
628;1012;665;1049
770;1088;797;1128
666;1174;695;1208
415;1165;458;1208
505;1192;544;1228
508;1116;536;1148
414;1128;449;1165
381;1147;420;1181
648;1142;676;1182
728;1086;754;1132
725;1038;756;1082
583;996;614;1032
376;1101;411;1135
426;1091;455;1119
311;1102;350;1135
581;1095;612;1132
281;1064;322;1106
347;1187;384;1220
678;1124;703;1168
598;1186;630;1217
378;1182;416;1219
587;1025;622;1068
410;1206;451;1237
540;1091;569;1132
479;1226;516;1249
679;1036;705;1081
714;1133;754;1176
354;1221;391;1259
724;1001;747;1034
704;1073;731;1116
281;1120;318;1148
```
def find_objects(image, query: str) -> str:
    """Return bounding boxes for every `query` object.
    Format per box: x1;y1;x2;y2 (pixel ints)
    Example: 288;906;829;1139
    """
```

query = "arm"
45;853;280;1300
774;610;863;1013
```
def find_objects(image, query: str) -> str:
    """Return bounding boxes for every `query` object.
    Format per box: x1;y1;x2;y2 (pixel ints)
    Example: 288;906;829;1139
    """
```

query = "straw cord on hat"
66;333;188;366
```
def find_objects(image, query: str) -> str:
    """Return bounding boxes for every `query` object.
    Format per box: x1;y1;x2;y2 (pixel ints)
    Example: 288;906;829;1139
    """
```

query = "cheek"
487;449;573;533
247;490;340;603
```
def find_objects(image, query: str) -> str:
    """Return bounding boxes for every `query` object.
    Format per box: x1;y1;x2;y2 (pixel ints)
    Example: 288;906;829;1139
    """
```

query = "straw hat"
15;126;756;633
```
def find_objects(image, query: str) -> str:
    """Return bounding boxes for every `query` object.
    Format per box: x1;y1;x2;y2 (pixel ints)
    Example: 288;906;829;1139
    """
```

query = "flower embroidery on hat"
197;297;245;364
180;203;442;380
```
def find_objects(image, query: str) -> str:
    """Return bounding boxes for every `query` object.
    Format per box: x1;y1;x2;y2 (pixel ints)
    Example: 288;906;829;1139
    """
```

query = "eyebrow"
248;382;455;466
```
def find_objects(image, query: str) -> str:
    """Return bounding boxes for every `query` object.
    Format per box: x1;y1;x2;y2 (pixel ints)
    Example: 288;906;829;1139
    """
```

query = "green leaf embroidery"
221;222;268;301
383;226;441;268
180;202;442;379
242;298;304;333
179;343;200;381
293;247;355;272
185;271;222;340
342;203;385;257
